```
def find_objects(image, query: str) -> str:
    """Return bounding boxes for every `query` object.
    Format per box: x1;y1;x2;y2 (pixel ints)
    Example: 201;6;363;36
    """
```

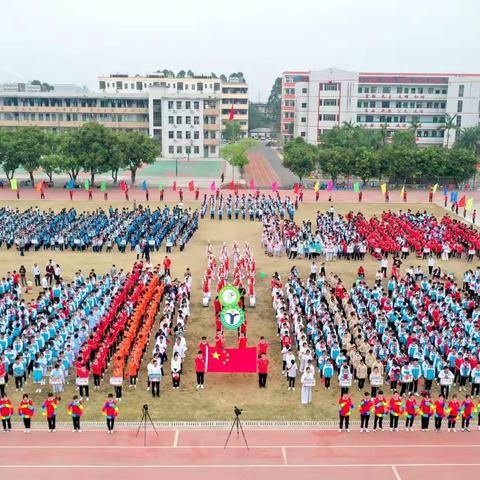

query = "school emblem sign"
220;305;245;330
219;285;241;307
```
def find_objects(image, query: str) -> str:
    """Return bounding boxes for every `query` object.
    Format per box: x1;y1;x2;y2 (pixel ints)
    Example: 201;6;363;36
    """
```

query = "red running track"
0;428;479;480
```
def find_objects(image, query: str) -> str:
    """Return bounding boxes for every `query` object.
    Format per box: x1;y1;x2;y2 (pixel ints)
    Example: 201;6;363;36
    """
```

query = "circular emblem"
218;285;240;307
220;306;245;330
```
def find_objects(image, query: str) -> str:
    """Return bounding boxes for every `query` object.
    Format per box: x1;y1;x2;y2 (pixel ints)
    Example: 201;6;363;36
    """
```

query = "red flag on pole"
206;346;257;373
120;180;127;192
249;178;255;190
172;181;177;192
210;181;216;192
229;105;235;121
229;180;235;190
35;181;43;192
271;181;278;192
188;180;195;192
293;183;300;195
458;195;466;207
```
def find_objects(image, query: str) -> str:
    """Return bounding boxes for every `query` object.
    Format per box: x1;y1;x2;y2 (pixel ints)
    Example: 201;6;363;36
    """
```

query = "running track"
1;428;479;479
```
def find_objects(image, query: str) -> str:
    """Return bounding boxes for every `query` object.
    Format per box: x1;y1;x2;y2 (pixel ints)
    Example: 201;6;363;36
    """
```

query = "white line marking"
173;429;179;448
1;464;480;469
281;446;288;465
392;465;402;480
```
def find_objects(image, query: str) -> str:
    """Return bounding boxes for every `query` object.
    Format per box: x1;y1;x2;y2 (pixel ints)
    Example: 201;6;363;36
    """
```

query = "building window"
168;131;174;139
168;116;174;124
457;100;463;113
459;85;464;97
323;99;337;106
301;88;307;94
300;132;306;137
176;116;182;124
168;101;174;109
177;146;182;154
186;146;191;154
185;116;191;124
301;103;307;108
194;146;199;154
301;117;306;123
382;87;391;94
176;131;182;139
194;131;199;139
186;101;191;109
193;101;199;109
176;101;182;109
186;131;191;139
194;116;199;124
322;83;338;91
382;101;389;108
428;88;434;94
321;114;337;121
456;115;462;127
168;146;174;154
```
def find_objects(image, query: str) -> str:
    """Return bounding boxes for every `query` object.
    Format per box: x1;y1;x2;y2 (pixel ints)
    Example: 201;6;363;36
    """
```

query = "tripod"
136;405;159;447
224;412;249;450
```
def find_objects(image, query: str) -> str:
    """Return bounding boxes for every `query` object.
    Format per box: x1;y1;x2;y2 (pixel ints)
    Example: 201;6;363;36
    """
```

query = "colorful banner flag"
229;105;235;121
400;186;405;196
10;179;17;190
158;182;163;191
451;191;458;202
432;183;438;194
443;186;448;196
120;180;127;192
210;181;216;192
100;181;107;192
271;181;278;192
458;195;466;208
327;179;333;191
172;181;177;191
380;183;387;194
205;346;257;373
314;181;320;193
466;198;474;211
35;181;43;192
293;183;300;195
249;178;255;190
84;179;90;190
353;182;360;193
141;180;148;191
229;180;235;190
188;180;195;192
67;179;75;190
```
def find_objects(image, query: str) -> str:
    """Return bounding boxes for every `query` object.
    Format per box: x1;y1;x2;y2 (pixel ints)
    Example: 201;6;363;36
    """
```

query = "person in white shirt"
147;359;162;397
427;255;435;276
438;366;454;398
310;262;317;281
32;264;41;287
171;352;182;389
301;366;315;404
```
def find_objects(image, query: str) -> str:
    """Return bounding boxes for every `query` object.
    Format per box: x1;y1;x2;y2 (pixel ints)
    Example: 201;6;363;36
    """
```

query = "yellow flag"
432;183;438;194
400;186;405;196
10;179;17;191
314;181;320;193
466;198;474;211
380;183;387;194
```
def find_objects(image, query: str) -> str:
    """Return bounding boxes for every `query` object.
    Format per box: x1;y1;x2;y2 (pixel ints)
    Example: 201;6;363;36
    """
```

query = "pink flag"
210;181;216;192
271;181;278;192
249;178;255;190
327;180;333;191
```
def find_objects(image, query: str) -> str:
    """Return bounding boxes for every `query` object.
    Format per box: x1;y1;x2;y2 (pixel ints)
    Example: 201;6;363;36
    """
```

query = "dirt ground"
1;199;475;421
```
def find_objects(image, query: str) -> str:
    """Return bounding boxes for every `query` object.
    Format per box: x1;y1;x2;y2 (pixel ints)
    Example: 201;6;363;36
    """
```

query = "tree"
392;129;416;148
220;74;227;82
456;126;480;157
221;138;258;178
187;70;195;78
442;113;457;149
283;137;318;183
223;121;242;143
317;147;348;183
121;131;160;184
354;148;379;185
0;130;19;181
266;77;282;130
177;70;186;78
10;126;49;186
39;153;63;184
447;148;477;185
248;103;271;130
67;122;114;185
57;132;82;181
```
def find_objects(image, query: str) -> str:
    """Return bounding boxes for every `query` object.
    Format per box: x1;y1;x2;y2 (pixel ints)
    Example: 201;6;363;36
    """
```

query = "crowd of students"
262;209;480;261
200;193;296;222
0;205;199;255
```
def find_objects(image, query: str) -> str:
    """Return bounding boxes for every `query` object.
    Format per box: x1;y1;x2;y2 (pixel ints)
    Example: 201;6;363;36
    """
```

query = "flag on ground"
400;186;405;196
10;179;17;190
158;182;163;191
229;180;235;190
205;346;257;373
120;180;127;192
293;183;300;195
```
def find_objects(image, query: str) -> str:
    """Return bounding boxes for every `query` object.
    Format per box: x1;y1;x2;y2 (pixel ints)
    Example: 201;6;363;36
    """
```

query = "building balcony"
203;108;220;116
222;92;249;100
0;119;149;129
360;107;446;115
203;123;221;131
358;92;447;101
204;138;220;146
282;94;295;100
0;105;148;114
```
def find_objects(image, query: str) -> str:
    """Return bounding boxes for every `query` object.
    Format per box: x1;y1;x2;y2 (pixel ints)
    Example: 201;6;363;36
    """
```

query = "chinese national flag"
206;346;257;373
188;180;195;192
458;195;466;207
229;105;235;121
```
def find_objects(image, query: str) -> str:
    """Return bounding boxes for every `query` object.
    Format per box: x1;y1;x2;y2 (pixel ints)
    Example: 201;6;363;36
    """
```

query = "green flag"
10;179;17;190
158;182;164;190
353;182;360;193
100;181;107;192
84;179;90;190
259;272;267;279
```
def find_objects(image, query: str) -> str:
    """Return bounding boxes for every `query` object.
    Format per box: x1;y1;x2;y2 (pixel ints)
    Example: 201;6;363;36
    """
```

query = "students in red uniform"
42;392;58;433
102;393;119;434
257;353;269;388
238;332;248;349
358;392;374;432
419;392;434;431
214;331;224;349
68;395;84;433
434;394;446;432
257;336;269;356
389;391;403;431
447;394;460;432
461;394;475;432
163;256;172;276
198;337;210;357
18;394;35;433
405;393;418;431
0;393;14;432
338;393;354;432
373;390;388;431
195;351;205;389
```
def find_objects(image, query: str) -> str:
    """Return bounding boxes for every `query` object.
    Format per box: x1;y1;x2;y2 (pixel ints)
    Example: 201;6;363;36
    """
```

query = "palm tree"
457;126;480;155
409;118;421;135
442;113;457;148
379;122;389;147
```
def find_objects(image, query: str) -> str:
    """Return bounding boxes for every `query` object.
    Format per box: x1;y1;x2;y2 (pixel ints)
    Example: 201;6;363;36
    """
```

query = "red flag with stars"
229;105;235;121
205;346;257;373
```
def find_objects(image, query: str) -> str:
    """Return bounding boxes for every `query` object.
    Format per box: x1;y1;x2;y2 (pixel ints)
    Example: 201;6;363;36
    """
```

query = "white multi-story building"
281;68;480;147
98;72;248;138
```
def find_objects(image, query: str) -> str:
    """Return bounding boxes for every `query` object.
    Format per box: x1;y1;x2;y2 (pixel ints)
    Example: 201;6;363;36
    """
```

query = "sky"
1;0;479;101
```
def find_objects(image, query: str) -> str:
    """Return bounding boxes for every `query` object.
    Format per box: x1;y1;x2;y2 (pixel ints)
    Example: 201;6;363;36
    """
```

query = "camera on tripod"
234;406;243;416
143;404;149;412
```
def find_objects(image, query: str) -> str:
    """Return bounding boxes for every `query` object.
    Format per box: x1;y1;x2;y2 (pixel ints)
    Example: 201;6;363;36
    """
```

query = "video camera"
234;406;243;416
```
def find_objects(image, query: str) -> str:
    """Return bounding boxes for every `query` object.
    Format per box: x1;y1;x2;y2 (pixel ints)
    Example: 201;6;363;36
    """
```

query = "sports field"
1;198;474;422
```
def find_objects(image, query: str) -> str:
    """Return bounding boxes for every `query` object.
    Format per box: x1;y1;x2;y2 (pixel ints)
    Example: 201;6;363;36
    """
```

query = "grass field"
1;200;475;422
